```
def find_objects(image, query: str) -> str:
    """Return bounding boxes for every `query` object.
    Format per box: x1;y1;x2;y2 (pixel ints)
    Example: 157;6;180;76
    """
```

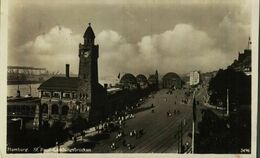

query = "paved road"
91;89;195;153
44;84;221;153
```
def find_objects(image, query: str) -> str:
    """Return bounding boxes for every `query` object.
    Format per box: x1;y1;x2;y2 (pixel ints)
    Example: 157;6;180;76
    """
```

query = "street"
91;88;195;153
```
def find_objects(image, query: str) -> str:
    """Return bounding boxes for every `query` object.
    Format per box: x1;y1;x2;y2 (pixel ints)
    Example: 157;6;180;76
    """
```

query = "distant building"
7;92;41;130
190;71;200;86
148;70;159;90
38;23;106;126
162;72;182;89
229;44;251;76
120;73;138;90
136;74;149;89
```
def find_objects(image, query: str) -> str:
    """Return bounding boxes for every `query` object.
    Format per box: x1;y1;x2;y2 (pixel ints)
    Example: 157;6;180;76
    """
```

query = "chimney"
66;64;70;78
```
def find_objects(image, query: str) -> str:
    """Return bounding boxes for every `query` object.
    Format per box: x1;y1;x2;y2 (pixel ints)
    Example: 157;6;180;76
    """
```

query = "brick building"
38;23;106;126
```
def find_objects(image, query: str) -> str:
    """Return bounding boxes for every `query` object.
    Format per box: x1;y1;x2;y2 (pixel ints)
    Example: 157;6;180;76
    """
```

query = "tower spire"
83;22;95;45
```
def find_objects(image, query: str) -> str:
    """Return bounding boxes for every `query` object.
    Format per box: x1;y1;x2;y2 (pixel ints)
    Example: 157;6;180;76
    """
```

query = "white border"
0;0;259;158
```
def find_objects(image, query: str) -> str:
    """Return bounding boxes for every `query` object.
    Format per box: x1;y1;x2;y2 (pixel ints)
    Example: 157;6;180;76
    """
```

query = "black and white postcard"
0;0;259;157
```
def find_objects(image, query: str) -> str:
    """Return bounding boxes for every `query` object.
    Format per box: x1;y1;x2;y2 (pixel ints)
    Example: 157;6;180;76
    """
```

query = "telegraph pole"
180;120;183;153
192;90;196;154
177;127;179;153
226;89;229;117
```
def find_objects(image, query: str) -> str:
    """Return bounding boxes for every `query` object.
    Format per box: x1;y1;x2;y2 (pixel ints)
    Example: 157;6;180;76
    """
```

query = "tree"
208;68;251;109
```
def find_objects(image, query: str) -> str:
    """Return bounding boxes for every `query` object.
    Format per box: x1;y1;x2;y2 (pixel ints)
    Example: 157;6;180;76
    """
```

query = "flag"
118;73;120;79
193;97;196;122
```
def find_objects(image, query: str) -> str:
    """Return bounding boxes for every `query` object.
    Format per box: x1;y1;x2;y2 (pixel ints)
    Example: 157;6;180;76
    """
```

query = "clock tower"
78;23;99;103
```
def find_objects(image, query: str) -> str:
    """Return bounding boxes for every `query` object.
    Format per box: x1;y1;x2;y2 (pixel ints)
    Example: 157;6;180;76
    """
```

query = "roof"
38;77;80;91
148;75;157;84
162;72;181;80
148;75;156;80
83;23;95;39
136;74;148;83
120;73;137;84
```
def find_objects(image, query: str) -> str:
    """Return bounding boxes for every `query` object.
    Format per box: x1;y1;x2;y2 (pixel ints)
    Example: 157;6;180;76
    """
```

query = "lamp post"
56;139;60;153
192;89;197;154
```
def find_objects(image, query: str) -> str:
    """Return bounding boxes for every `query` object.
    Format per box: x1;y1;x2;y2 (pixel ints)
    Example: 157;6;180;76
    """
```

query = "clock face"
83;51;90;58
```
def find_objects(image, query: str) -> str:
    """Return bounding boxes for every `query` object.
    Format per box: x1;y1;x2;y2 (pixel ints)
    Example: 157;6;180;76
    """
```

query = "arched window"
42;103;48;114
62;106;69;115
51;104;59;114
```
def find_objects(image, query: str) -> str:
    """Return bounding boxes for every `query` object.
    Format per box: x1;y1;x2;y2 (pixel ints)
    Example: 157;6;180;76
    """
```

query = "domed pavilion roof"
136;74;148;83
162;72;181;80
120;73;137;84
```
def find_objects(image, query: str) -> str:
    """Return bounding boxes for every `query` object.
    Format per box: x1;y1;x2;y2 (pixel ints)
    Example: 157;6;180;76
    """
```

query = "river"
8;84;41;97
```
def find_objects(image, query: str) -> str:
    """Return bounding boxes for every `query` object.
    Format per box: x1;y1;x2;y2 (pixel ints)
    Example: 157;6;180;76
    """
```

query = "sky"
8;0;251;84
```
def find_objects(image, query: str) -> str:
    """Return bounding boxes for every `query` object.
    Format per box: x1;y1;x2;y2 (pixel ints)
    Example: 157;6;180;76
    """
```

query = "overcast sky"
8;0;251;84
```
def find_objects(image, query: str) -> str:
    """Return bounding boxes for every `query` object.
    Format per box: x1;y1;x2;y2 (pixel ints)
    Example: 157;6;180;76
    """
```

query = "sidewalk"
44;127;98;153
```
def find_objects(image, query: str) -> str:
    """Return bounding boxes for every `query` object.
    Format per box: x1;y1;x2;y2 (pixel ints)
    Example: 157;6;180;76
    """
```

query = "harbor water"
8;84;41;97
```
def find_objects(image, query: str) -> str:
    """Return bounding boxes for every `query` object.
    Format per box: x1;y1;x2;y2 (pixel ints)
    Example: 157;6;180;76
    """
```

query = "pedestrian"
111;142;116;150
73;136;77;142
133;130;137;135
139;129;144;135
136;132;139;139
130;131;133;137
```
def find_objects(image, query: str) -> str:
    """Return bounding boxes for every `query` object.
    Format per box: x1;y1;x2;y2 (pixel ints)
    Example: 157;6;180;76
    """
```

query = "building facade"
190;71;200;86
136;74;149;89
162;72;182;89
38;23;106;126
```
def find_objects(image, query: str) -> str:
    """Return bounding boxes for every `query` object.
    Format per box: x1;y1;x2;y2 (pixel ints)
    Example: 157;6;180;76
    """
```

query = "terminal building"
120;73;138;90
162;72;182;89
38;23;106;126
136;74;149;89
37;23;159;127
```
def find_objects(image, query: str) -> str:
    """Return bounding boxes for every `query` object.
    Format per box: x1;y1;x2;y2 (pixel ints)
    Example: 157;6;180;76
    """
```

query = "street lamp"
56;138;60;153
